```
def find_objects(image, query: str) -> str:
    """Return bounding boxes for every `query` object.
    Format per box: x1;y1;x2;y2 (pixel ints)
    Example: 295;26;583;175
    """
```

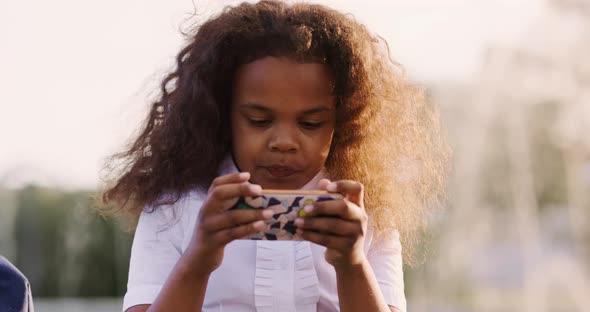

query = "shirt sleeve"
367;229;407;312
122;203;187;312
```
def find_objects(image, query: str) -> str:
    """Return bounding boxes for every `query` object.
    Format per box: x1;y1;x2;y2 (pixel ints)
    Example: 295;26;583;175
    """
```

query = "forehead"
233;56;335;110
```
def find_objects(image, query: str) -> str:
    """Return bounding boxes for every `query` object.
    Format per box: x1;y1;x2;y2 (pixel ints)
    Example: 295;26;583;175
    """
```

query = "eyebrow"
239;102;334;115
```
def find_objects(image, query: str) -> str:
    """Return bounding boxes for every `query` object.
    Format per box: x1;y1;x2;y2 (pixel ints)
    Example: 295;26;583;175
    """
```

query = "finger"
203;183;262;216
213;219;267;245
326;180;364;208
306;199;364;221
208;172;251;192
209;183;262;206
203;208;274;232
295;217;360;237
318;178;331;190
296;229;356;251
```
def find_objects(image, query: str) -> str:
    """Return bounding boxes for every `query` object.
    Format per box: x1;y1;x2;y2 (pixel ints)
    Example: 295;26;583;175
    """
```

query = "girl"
102;1;449;311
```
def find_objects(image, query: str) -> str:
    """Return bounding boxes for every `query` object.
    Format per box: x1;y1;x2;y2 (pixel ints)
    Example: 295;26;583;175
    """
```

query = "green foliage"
10;185;132;297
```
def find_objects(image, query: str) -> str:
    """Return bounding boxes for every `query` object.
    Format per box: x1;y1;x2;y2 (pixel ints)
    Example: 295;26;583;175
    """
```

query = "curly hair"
101;0;450;264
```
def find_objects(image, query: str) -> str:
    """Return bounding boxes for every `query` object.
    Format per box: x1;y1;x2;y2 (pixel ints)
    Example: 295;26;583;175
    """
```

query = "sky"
0;0;543;189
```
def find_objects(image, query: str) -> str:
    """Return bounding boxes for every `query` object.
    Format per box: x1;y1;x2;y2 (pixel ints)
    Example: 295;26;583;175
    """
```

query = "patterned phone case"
227;192;342;240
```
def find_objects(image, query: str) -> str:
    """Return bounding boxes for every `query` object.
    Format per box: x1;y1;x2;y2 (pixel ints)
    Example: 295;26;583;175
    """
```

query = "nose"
268;124;299;153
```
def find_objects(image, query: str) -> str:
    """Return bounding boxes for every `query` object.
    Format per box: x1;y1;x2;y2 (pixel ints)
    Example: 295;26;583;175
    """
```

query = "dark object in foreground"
0;256;34;312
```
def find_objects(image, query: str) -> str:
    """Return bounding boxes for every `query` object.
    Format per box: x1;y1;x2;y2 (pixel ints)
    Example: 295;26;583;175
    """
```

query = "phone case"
227;190;342;240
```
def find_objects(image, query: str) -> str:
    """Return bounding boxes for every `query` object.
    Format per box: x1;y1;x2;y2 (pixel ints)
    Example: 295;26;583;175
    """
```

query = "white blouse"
123;157;407;312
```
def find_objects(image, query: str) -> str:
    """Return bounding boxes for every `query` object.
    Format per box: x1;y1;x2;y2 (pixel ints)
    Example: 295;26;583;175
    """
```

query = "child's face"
231;56;336;189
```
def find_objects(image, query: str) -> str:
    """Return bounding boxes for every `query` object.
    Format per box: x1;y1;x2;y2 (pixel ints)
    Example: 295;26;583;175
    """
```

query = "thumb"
326;180;364;209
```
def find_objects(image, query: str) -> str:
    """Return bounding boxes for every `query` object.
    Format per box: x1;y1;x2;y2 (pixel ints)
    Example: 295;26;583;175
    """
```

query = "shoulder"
0;256;27;285
145;187;207;215
364;217;402;255
128;188;208;270
0;257;29;309
137;188;207;235
369;228;402;254
364;228;407;312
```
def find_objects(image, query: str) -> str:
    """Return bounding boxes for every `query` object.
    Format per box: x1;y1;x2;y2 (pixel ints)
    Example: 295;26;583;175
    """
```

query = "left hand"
295;178;368;268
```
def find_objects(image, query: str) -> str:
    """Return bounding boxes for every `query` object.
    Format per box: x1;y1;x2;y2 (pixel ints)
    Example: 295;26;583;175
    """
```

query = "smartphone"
228;190;343;240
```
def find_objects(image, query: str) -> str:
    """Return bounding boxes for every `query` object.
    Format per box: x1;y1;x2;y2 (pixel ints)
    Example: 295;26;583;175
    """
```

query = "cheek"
311;128;335;158
231;116;247;156
231;121;265;163
322;126;335;146
231;115;250;142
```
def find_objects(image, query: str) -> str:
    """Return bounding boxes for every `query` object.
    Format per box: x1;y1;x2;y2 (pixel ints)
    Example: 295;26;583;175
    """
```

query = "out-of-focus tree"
13;185;132;297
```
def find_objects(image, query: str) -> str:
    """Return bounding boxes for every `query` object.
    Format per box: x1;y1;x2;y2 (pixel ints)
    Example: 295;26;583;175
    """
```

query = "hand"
295;179;368;268
184;172;273;275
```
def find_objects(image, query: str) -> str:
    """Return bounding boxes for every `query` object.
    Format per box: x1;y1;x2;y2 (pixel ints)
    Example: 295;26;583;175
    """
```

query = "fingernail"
239;172;250;179
262;209;274;218
303;204;314;213
327;182;337;192
294;218;303;226
249;184;262;194
253;220;265;230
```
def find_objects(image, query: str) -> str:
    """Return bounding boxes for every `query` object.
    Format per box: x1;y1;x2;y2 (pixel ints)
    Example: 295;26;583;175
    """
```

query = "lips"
264;165;300;178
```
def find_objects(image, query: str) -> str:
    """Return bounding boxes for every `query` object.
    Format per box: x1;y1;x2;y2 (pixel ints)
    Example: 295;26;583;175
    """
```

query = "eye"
299;121;323;130
247;118;272;127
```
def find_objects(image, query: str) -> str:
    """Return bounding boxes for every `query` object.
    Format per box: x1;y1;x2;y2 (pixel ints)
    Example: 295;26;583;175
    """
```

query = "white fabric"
123;157;407;312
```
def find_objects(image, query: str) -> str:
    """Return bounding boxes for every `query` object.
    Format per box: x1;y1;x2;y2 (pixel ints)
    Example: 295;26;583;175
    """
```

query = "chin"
261;181;301;190
257;177;306;190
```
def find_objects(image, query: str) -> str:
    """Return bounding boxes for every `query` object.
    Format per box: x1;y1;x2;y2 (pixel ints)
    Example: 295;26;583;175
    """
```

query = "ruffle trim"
254;241;319;312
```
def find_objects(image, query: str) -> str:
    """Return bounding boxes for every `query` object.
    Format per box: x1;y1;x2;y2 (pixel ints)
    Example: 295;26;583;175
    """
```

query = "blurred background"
1;0;589;311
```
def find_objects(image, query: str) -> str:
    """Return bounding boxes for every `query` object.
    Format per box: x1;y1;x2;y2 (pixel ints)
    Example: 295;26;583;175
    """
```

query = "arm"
334;260;392;312
127;255;210;312
295;179;395;312
125;172;271;312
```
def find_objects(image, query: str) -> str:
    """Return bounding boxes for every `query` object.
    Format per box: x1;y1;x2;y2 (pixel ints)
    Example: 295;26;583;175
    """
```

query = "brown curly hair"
101;0;450;264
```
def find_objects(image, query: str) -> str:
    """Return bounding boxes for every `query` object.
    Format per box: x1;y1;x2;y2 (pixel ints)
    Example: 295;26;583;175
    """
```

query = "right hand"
183;172;272;275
